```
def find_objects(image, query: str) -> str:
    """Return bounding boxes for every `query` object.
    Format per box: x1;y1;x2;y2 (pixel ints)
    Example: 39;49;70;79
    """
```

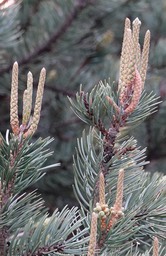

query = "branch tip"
132;17;141;26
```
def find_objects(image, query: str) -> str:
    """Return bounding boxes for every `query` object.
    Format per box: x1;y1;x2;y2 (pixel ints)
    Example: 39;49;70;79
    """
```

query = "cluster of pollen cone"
107;17;150;116
10;62;46;138
87;169;125;256
88;168;160;256
87;18;159;256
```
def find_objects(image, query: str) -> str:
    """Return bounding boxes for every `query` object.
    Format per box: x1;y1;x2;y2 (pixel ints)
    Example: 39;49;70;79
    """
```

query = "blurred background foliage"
0;0;165;212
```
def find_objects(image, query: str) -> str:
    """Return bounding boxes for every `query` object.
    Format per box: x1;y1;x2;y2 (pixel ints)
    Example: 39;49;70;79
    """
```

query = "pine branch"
0;10;165;256
70;17;166;255
0;0;93;76
8;206;88;255
0;1;21;50
0;63;59;255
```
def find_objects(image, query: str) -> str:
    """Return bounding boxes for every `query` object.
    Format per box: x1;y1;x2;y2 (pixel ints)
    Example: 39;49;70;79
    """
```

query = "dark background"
0;0;165;212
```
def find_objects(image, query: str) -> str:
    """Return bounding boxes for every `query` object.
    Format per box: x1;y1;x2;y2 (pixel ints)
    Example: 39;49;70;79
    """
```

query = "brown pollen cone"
10;62;19;135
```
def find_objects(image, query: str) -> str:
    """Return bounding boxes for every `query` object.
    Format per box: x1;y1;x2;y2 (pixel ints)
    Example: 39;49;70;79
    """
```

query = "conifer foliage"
0;17;165;256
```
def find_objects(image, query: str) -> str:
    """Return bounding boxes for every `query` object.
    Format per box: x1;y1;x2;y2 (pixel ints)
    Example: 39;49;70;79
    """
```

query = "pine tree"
0;14;165;255
0;1;166;212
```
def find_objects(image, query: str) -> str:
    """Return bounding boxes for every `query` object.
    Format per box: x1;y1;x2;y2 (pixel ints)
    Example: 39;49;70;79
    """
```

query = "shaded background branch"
0;0;165;212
